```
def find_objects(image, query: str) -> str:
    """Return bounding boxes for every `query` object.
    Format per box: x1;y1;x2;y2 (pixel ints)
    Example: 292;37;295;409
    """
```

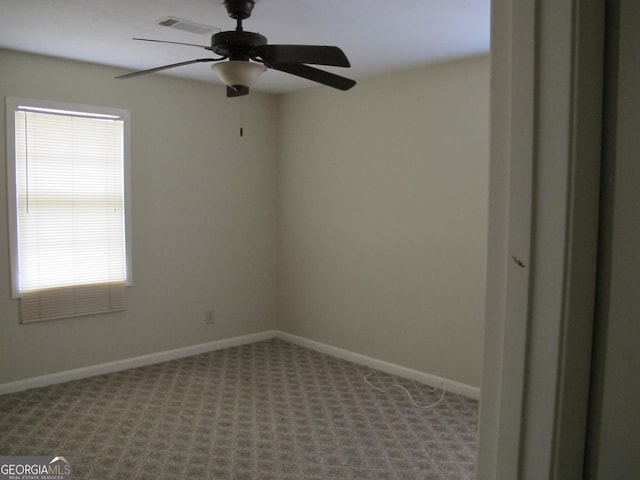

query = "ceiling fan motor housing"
211;30;267;60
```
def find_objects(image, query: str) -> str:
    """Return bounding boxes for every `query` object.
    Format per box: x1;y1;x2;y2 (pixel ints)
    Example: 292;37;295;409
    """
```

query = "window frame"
5;96;133;299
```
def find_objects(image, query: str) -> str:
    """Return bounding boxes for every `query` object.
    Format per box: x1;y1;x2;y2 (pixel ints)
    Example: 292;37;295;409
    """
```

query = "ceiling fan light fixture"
212;60;266;88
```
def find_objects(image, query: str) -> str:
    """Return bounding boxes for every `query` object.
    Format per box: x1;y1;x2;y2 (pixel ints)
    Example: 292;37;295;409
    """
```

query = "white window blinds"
7;98;131;323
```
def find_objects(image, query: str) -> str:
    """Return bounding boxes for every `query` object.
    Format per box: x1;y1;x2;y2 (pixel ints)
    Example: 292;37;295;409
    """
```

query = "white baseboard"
0;330;278;395
276;331;480;400
0;329;479;400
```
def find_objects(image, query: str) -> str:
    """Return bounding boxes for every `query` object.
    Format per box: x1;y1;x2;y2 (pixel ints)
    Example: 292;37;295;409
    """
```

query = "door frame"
477;1;605;478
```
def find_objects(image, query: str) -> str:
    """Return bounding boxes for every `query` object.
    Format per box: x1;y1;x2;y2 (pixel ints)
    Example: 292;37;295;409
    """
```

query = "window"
6;97;131;323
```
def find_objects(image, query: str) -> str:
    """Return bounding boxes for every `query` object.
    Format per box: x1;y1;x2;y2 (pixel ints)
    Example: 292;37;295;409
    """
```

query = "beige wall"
277;56;489;387
0;49;278;383
0;50;489;390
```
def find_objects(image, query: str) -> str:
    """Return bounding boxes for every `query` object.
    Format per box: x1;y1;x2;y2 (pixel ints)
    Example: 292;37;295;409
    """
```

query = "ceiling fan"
116;0;357;97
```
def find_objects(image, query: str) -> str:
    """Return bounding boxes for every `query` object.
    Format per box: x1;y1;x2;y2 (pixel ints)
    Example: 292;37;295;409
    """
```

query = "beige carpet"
0;338;477;479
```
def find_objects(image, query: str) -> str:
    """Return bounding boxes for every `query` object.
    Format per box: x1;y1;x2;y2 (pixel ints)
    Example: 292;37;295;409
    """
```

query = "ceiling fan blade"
227;86;250;97
269;63;356;91
132;37;211;49
256;45;350;67
115;58;222;79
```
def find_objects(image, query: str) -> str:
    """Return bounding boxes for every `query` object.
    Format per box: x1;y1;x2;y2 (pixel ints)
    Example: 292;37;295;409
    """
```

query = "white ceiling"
0;0;490;94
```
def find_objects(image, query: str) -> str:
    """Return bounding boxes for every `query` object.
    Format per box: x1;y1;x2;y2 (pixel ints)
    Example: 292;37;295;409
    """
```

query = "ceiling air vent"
157;16;219;35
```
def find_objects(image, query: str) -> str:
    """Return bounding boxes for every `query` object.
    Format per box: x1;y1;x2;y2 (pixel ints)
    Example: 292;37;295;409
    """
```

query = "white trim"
478;0;605;478
6;97;20;298
0;330;479;400
0;330;277;395
276;331;480;400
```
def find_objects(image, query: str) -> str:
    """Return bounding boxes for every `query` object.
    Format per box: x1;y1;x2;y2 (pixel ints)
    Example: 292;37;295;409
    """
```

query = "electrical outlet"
205;310;215;325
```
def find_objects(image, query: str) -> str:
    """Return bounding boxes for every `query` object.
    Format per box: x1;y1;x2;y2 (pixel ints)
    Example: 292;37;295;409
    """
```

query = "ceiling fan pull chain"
240;96;244;137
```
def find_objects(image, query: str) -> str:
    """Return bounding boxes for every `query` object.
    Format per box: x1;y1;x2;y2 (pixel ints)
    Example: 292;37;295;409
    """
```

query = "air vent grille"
157;17;218;35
